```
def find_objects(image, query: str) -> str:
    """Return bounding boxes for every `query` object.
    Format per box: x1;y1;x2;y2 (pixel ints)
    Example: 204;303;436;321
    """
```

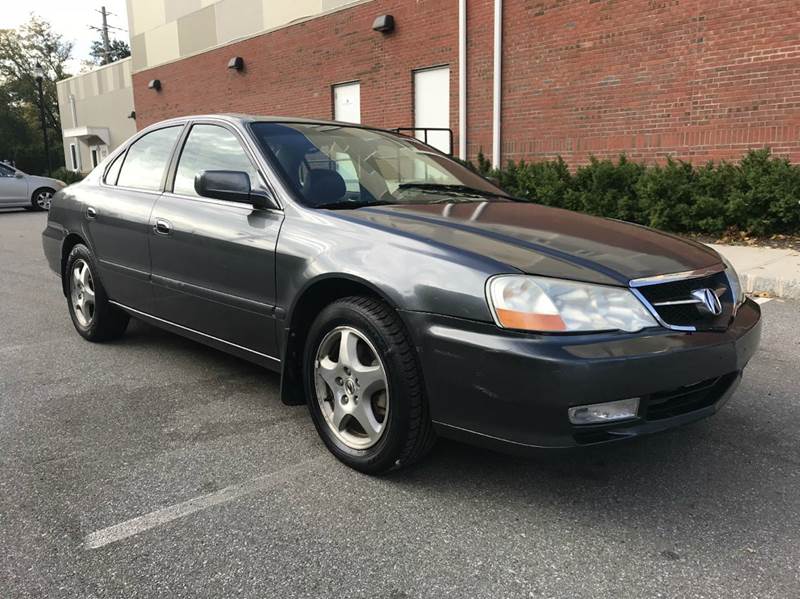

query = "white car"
0;162;67;211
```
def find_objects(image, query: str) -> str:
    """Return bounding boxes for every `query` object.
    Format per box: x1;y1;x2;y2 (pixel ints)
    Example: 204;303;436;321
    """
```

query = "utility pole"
100;6;111;64
90;6;127;65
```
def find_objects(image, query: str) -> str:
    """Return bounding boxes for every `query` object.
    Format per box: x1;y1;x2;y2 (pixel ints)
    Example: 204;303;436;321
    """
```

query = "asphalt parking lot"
1;209;799;598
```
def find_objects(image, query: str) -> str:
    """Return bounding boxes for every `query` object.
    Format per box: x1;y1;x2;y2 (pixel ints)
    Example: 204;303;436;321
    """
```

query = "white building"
56;57;137;174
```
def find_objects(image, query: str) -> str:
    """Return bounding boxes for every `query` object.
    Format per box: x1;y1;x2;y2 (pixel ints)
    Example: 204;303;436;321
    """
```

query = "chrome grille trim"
630;288;697;332
630;266;731;332
629;264;724;288
652;298;704;307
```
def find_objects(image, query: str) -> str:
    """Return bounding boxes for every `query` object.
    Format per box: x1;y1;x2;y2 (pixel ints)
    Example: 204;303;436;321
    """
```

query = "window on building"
91;148;99;168
173;124;260;197
333;82;361;124
69;144;78;171
413;66;451;154
116;126;182;191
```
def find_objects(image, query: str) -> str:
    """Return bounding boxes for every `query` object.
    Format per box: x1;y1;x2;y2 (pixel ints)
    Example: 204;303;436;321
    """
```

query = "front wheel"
31;187;54;211
304;297;435;473
65;244;129;341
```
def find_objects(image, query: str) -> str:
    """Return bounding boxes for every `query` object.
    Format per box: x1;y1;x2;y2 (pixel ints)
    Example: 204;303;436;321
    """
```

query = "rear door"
0;163;28;205
149;122;283;358
83;125;184;311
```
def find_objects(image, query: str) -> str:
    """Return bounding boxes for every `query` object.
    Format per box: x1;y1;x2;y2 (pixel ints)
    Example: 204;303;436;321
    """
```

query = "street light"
33;61;52;176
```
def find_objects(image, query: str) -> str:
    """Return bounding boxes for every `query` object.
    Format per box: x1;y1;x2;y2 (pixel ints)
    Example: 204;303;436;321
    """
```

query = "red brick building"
130;0;800;167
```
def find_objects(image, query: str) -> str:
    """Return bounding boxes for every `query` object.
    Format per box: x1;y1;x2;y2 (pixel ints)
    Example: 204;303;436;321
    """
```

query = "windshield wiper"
396;183;511;199
314;199;397;210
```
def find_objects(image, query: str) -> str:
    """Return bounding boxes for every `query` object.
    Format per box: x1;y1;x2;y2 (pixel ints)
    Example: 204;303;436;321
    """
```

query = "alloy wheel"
70;259;96;327
35;190;53;210
314;326;389;450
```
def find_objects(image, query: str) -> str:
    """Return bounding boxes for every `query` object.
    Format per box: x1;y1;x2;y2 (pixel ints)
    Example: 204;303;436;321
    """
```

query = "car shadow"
119;317;277;379
102;315;797;558
379;409;797;559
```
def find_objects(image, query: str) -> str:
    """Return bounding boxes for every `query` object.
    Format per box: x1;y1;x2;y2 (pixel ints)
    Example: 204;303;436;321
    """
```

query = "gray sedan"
0;162;66;210
42;115;761;473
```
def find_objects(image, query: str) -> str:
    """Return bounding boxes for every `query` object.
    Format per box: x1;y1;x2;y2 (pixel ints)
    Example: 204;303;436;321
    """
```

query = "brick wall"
501;0;800;165
133;0;800;167
132;0;461;148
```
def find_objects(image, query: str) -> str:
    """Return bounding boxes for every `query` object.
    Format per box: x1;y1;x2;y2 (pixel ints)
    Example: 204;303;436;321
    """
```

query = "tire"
30;187;55;211
64;244;130;342
303;296;436;474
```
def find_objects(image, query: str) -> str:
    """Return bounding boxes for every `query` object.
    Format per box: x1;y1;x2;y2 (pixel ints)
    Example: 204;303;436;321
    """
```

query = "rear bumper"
42;221;63;278
400;298;762;452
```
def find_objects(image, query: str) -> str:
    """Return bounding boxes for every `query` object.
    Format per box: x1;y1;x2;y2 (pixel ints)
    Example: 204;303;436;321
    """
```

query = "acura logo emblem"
692;288;723;316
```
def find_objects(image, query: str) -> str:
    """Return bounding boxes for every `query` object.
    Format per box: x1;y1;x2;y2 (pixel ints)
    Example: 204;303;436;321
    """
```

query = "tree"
89;37;130;66
0;16;72;173
0;84;33;165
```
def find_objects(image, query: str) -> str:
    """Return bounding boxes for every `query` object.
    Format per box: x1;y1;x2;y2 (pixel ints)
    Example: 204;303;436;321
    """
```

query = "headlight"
721;255;745;308
486;275;658;333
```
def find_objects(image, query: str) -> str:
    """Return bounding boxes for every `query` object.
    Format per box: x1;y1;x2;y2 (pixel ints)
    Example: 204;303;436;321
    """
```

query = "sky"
0;0;130;74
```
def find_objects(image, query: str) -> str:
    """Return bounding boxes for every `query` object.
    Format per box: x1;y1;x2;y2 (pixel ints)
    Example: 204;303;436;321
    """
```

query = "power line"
87;5;128;64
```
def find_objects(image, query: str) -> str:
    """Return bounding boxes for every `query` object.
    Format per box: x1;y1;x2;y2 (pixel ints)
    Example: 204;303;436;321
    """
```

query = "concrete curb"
708;244;800;301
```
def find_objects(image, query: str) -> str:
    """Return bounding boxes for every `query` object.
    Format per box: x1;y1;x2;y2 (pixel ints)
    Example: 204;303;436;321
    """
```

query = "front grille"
644;373;738;420
636;271;733;330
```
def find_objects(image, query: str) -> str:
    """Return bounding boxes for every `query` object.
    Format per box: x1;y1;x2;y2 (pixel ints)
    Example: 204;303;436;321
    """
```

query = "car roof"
149;113;380;130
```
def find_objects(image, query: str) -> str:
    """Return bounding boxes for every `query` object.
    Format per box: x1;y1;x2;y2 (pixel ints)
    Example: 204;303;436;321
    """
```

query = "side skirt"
109;301;282;372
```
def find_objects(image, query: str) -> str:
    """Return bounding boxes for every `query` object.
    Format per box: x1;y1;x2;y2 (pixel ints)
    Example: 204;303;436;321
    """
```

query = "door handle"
153;218;172;235
86;206;97;219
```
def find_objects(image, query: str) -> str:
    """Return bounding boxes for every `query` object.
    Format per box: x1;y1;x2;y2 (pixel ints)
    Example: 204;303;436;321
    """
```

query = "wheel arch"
279;274;401;406
60;233;88;296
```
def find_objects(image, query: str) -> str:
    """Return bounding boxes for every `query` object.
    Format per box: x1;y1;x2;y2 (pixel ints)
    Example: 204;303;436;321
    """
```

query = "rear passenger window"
117;126;182;191
173;124;260;197
103;151;124;185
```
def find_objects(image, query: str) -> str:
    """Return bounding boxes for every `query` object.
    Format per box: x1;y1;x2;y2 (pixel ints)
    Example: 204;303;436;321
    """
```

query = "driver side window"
173;124;260;197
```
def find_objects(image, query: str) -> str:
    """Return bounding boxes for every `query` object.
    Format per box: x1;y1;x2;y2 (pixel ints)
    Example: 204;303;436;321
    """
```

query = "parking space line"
84;456;325;550
754;297;773;305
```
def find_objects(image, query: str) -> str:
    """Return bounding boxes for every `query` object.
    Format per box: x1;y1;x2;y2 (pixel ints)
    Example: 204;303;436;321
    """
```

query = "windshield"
251;122;510;209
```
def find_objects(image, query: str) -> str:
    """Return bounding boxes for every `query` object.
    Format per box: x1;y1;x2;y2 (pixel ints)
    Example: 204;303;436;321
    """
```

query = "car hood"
337;201;721;286
28;175;66;189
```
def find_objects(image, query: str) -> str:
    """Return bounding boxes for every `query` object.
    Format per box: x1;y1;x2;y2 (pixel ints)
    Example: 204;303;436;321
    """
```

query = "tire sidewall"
65;244;108;340
31;188;53;211
303;301;411;472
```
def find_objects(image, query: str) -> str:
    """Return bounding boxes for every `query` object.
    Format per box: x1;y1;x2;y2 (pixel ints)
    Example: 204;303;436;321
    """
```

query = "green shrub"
51;166;85;185
468;149;799;236
636;158;698;232
726;149;800;236
570;155;646;222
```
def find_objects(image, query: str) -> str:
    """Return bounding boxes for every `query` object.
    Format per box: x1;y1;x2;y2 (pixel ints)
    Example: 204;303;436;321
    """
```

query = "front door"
0;163;28;205
83;125;184;311
149;123;283;358
413;66;451;154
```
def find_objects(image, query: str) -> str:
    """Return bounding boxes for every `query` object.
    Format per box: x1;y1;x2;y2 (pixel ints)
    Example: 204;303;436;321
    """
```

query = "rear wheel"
30;187;54;211
304;296;435;473
65;244;129;341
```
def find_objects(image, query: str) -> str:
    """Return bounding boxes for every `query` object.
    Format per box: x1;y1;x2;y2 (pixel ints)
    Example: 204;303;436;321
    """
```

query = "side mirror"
194;170;276;209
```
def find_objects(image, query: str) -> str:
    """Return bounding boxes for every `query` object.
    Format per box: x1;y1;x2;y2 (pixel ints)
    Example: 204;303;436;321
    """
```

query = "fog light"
568;398;640;425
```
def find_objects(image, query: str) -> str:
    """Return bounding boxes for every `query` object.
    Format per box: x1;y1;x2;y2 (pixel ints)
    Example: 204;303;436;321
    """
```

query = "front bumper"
400;298;762;452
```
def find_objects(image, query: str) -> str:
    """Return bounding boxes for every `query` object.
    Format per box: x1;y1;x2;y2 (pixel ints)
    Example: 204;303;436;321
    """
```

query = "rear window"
103;152;124;185
117;126;182;191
